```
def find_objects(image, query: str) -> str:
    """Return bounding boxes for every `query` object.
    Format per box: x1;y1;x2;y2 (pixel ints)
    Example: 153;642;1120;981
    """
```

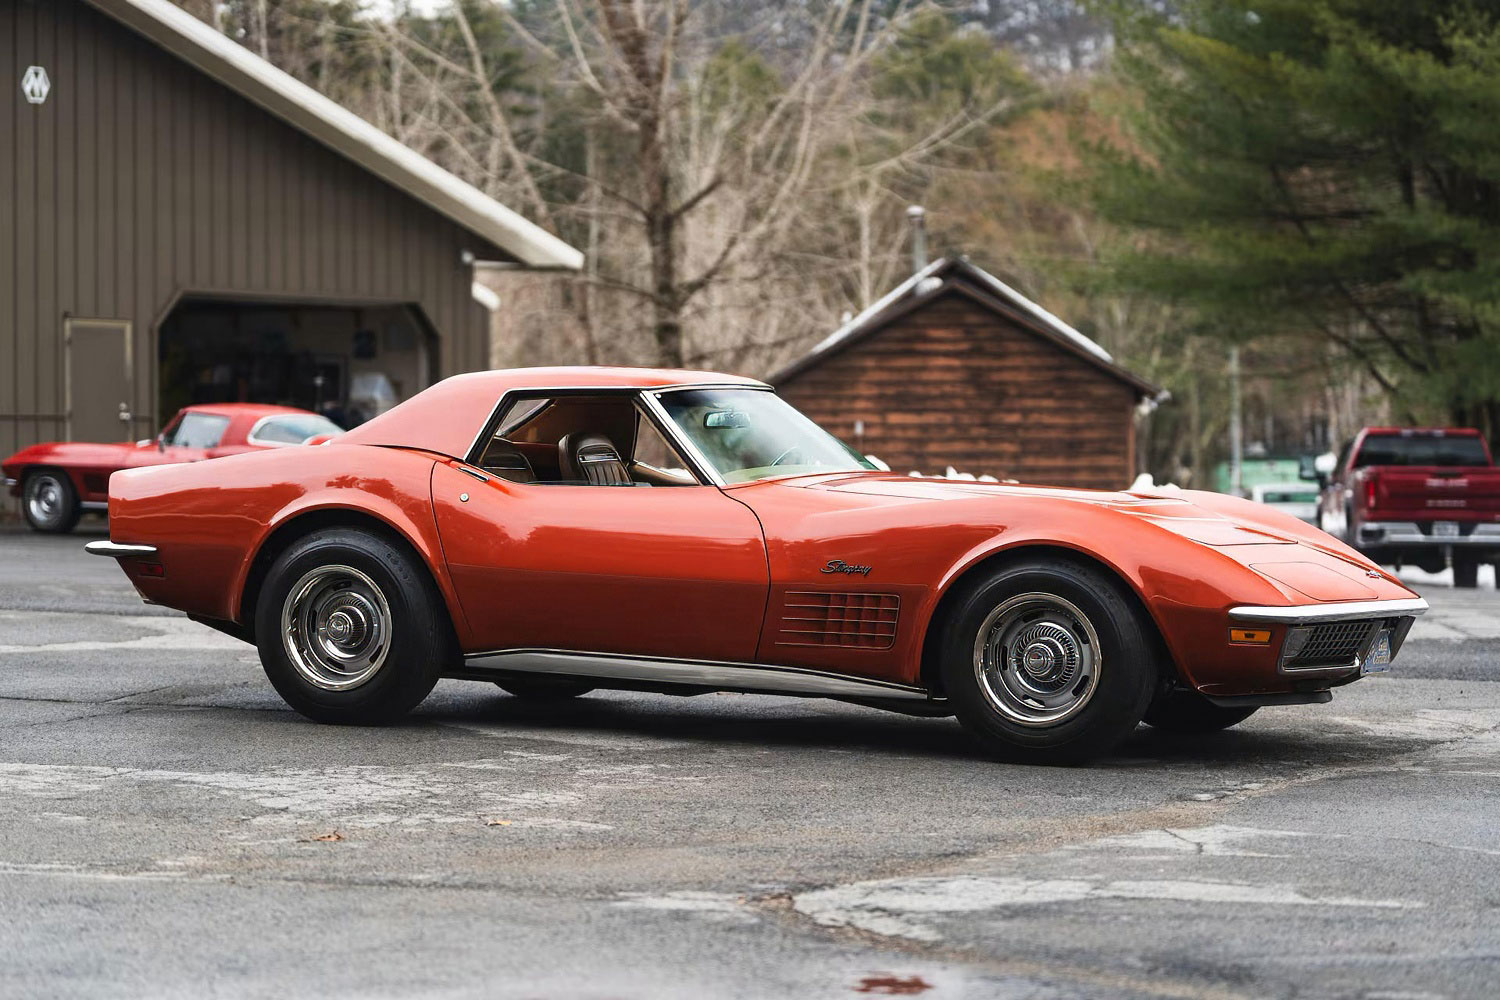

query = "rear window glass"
1353;434;1490;468
165;413;230;449
251;413;344;445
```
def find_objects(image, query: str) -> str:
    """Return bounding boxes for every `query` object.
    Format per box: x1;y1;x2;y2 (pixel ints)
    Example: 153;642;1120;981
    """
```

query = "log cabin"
772;257;1159;490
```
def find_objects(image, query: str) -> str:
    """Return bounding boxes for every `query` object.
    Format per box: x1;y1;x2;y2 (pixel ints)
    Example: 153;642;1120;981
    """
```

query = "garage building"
1;0;580;456
772;257;1159;489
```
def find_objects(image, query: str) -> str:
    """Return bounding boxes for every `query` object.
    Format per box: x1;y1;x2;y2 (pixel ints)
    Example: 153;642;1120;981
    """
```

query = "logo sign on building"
22;66;50;105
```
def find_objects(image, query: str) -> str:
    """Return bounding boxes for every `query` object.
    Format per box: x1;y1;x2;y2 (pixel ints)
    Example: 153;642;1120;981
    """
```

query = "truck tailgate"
1373;466;1500;516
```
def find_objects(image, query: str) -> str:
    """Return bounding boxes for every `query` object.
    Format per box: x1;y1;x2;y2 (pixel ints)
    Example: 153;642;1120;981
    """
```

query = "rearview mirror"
704;410;750;429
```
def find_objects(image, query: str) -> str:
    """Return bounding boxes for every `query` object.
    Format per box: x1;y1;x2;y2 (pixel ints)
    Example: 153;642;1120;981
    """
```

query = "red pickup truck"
1319;427;1500;587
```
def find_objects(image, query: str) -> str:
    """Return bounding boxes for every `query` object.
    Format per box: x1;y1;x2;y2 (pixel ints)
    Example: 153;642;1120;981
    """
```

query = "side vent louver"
777;591;900;650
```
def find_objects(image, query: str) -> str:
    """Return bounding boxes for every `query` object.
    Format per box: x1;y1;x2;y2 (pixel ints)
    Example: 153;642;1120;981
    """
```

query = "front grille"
1282;620;1379;671
776;591;900;649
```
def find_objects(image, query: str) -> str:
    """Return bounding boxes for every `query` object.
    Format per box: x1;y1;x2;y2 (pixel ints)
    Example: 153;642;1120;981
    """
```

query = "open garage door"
157;299;437;430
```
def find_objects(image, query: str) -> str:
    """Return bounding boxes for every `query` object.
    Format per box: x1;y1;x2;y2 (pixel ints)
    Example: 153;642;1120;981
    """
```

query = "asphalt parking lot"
0;521;1496;1000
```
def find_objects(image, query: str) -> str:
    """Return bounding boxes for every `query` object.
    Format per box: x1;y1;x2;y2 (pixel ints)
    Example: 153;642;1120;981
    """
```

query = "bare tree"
377;0;1016;368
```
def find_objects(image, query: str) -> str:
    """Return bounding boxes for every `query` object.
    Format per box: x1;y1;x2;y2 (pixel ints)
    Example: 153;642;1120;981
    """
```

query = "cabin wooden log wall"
777;291;1143;490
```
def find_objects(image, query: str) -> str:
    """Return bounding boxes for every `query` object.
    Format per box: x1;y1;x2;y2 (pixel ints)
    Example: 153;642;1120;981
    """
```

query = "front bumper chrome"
1230;598;1426;678
83;541;158;558
1358;521;1500;547
1228;597;1429;625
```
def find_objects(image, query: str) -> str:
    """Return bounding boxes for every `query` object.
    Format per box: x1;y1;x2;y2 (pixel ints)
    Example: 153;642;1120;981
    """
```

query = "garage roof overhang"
88;0;583;272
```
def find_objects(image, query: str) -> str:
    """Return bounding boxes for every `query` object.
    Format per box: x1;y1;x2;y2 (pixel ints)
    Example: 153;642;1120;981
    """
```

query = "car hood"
794;474;1287;538
773;473;1402;591
4;440;135;466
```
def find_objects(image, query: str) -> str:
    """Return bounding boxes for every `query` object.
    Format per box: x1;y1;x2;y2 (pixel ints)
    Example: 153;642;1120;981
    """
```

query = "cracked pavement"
0;523;1497;999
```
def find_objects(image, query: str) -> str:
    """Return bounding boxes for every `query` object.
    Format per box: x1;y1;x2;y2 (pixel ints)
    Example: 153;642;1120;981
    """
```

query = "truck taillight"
1366;476;1377;508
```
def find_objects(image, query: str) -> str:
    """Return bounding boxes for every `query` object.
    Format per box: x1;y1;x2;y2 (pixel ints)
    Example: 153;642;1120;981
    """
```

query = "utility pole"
1228;345;1243;496
907;205;928;275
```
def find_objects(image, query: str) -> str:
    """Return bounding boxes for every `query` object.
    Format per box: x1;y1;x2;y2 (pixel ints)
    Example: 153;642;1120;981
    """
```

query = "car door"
430;395;769;662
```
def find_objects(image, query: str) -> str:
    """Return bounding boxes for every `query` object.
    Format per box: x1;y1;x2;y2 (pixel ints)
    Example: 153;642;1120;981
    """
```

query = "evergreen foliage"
1091;0;1500;434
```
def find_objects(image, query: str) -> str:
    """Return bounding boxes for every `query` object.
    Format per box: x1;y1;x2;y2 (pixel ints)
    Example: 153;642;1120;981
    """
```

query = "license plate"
1433;521;1460;538
1362;630;1393;675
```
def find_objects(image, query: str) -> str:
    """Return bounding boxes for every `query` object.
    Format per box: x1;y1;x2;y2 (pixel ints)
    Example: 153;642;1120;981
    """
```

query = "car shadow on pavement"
407;687;1416;770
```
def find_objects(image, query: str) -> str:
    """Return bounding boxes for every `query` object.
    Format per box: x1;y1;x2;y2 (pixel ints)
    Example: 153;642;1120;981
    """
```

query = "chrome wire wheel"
972;592;1102;727
25;473;67;527
280;564;392;691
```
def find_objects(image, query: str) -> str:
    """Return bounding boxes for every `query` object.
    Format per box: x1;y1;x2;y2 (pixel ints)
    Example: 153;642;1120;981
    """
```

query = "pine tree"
1090;0;1500;437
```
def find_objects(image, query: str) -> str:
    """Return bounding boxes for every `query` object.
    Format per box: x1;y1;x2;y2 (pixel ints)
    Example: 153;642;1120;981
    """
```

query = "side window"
167;413;230;449
632;417;699;486
474;393;699;487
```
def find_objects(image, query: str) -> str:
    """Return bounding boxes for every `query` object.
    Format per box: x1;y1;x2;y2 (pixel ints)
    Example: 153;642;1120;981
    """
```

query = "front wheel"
23;470;81;534
1143;689;1257;733
939;559;1157;765
254;528;452;724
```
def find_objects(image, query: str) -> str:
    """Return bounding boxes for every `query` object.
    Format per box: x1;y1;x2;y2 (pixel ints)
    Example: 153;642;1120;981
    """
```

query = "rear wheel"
254;528;451;724
1144;689;1257;733
495;676;595;700
1453;554;1480;589
938;558;1157;765
22;470;81;534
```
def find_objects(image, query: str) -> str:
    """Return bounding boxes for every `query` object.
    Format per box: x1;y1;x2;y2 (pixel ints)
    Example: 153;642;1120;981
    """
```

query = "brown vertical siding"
778;292;1140;491
1;0;505;455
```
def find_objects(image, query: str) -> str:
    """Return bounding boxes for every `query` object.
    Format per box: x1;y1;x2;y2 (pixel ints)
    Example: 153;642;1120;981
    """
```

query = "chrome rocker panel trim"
83;540;159;558
1229;597;1429;625
458;648;932;702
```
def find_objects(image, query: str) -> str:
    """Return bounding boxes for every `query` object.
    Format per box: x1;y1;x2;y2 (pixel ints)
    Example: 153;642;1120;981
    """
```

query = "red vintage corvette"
85;367;1427;762
4;404;343;534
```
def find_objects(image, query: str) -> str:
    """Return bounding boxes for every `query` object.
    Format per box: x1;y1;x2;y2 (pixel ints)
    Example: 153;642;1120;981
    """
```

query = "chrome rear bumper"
1359;522;1500;547
83;541;158;558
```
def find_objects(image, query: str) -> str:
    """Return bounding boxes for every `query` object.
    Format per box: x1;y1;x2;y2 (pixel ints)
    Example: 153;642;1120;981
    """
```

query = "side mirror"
156;433;167;453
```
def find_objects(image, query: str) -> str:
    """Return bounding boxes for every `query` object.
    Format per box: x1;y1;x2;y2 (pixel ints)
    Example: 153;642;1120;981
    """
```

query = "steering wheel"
770;446;805;467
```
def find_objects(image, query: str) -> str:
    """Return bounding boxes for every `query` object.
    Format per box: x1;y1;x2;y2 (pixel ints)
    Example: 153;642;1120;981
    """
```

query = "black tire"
22;469;81;534
1453;555;1480;589
494;676;595;700
938;558;1157;765
1144;689;1257;733
254;528;452;724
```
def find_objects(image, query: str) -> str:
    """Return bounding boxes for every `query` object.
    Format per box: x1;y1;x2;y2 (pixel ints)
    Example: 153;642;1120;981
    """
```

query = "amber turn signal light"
1228;627;1272;645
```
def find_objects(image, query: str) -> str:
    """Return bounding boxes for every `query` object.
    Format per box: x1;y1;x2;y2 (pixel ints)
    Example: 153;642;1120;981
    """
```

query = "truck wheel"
1144;689;1257;733
22;470;82;534
1453;555;1480;589
254;528;452;724
938;558;1156;765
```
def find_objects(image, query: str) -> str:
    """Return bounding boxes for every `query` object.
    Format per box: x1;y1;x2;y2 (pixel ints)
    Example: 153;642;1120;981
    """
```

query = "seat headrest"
559;432;632;486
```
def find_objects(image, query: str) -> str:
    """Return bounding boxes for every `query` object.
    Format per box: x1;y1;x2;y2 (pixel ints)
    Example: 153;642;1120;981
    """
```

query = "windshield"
654;388;875;483
1354;433;1490;468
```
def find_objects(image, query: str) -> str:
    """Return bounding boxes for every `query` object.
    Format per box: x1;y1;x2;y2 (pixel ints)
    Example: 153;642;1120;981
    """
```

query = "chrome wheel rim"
972;592;1101;727
281;564;392;691
25;474;66;526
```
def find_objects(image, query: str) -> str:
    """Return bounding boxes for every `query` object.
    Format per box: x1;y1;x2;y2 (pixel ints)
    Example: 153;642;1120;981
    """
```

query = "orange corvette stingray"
85;368;1426;763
